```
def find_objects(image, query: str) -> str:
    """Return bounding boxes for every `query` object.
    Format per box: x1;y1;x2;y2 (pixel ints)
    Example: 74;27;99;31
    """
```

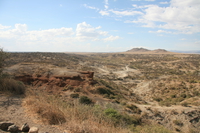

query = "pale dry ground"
0;93;64;133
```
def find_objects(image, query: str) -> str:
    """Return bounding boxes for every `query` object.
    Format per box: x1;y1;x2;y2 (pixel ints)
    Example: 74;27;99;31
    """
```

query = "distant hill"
152;49;168;53
126;48;150;52
126;48;169;53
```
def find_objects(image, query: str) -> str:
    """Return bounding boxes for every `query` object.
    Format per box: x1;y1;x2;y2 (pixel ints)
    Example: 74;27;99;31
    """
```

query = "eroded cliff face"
4;64;95;90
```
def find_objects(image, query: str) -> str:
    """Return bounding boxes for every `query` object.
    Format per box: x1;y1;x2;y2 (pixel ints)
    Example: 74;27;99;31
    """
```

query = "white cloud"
149;30;172;34
103;0;109;9
129;0;200;34
145;0;155;1
83;4;99;10
15;24;27;32
105;5;109;9
110;10;143;16
99;10;110;16
0;23;121;52
76;22;107;40
0;24;11;29
160;1;168;4
103;35;120;41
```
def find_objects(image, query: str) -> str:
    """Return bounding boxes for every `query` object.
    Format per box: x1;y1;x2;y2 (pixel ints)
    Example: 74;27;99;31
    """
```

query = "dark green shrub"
173;120;183;126
180;93;187;98
126;104;141;114
95;86;114;95
153;97;163;102
171;94;176;98
104;108;141;126
181;102;188;107
70;93;79;98
104;108;120;119
79;96;93;105
74;87;81;92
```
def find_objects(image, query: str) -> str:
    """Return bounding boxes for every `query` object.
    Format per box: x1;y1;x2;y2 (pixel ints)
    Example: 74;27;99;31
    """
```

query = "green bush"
104;108;141;126
79;96;93;105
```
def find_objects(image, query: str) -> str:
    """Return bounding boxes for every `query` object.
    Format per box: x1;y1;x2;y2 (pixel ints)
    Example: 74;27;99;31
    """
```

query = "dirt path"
0;93;64;133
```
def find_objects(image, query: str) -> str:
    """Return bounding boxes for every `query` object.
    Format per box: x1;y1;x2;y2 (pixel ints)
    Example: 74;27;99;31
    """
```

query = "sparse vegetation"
2;52;200;132
79;96;93;105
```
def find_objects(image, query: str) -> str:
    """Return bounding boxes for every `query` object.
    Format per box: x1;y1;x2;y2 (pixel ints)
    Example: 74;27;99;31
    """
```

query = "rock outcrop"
0;122;39;133
4;64;95;90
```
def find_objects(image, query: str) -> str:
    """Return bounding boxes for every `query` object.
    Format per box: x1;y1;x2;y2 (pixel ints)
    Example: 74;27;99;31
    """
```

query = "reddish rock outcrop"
14;71;95;89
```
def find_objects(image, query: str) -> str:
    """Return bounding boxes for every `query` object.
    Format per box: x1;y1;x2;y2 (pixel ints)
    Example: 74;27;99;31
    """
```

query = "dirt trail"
0;94;63;133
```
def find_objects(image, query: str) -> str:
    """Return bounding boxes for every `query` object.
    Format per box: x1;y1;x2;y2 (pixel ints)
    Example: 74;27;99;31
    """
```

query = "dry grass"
132;124;172;133
0;78;25;95
23;88;131;133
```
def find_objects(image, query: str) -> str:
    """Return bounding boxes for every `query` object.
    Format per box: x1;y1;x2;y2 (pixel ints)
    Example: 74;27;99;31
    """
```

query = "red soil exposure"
15;71;95;89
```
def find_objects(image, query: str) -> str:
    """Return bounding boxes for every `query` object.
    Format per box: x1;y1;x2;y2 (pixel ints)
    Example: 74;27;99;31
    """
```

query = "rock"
28;127;39;133
21;123;30;132
0;121;14;130
7;124;19;132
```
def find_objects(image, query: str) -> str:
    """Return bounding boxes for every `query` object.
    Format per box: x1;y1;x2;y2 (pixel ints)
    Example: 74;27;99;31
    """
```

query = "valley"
1;51;200;133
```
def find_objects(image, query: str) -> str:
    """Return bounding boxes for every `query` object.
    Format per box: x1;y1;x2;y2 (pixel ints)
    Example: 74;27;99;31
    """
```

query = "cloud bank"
0;22;120;52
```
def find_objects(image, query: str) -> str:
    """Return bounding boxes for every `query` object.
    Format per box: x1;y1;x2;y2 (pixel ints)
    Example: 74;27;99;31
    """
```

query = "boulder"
28;127;39;133
21;123;30;132
7;124;19;132
0;121;14;131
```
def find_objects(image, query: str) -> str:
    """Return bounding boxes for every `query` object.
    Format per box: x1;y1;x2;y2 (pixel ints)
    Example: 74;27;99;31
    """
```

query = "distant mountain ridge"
126;48;150;52
126;48;168;53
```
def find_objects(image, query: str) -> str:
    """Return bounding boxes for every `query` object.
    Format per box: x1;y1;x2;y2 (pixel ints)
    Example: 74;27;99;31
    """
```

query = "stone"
21;123;30;132
7;124;19;132
0;121;14;131
28;127;39;133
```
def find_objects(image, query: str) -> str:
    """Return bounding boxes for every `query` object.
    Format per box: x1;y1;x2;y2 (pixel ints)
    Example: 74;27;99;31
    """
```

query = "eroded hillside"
3;52;200;133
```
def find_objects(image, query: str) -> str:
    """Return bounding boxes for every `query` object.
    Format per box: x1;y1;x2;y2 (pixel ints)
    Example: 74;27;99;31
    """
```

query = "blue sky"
0;0;200;52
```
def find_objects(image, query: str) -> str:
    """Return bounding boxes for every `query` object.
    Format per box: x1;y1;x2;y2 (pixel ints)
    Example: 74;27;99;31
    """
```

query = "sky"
0;0;200;52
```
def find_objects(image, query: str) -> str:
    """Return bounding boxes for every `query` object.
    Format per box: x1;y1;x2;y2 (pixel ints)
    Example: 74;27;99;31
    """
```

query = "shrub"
74;87;81;92
181;102;188;107
153;97;163;102
0;48;7;77
104;108;141;126
173;120;183;126
79;96;93;105
95;86;114;95
126;104;141;114
70;93;79;98
0;78;25;95
180;93;187;98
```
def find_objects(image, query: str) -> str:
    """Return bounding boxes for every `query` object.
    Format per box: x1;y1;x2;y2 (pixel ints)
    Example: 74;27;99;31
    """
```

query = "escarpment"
4;64;95;89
